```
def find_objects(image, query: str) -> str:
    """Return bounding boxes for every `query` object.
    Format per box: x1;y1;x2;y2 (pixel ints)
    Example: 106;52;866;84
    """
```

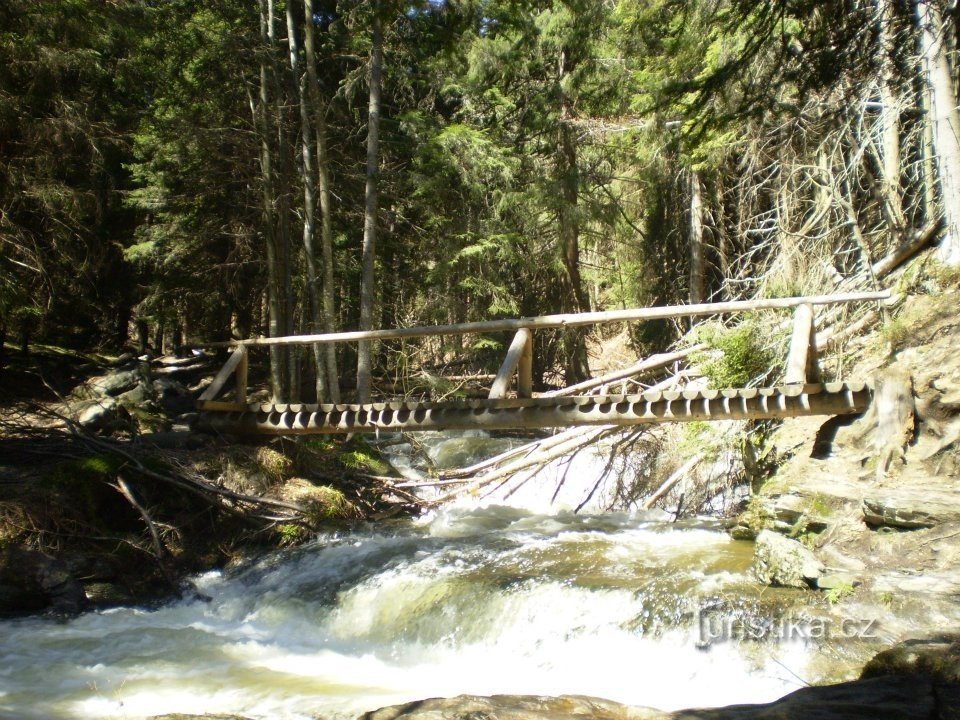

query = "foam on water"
0;506;821;720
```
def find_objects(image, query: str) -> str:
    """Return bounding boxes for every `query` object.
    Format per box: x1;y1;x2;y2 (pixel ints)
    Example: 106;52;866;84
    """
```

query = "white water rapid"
1;432;872;720
2;504;834;720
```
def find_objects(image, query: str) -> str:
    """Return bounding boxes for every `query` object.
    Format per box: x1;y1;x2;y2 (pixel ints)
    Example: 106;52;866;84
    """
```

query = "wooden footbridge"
196;292;888;436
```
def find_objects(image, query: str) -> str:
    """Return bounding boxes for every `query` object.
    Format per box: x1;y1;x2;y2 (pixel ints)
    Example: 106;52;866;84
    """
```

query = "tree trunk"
918;0;960;265
357;10;383;403
557;44;590;384
304;0;340;402
286;0;330;403
256;0;286;401
688;168;706;305
876;0;905;234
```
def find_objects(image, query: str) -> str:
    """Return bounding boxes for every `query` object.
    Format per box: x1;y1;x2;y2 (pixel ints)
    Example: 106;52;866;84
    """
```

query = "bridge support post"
786;303;816;384
235;345;249;406
197;345;250;411
490;328;534;399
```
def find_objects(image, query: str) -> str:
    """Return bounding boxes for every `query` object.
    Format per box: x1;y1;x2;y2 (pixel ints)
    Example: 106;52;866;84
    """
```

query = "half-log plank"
196;383;871;435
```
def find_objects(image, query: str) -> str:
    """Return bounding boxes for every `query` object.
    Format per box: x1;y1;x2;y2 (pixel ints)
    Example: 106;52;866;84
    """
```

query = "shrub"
693;321;778;388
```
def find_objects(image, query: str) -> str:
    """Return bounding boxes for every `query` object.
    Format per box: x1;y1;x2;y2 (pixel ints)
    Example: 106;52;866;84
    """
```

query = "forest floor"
0;346;416;614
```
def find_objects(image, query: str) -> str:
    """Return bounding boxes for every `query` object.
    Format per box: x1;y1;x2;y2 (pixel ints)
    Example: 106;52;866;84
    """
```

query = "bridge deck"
197;381;870;435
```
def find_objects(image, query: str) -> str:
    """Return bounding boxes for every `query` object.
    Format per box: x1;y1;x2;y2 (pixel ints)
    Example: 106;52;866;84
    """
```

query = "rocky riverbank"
0;348;413;615
726;287;960;636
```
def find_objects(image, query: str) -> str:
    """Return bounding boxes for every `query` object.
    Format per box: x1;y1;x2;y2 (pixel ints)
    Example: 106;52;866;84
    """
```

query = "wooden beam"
235;346;249;407
518;329;533;398
539;347;701;398
199;291;890;349
197;400;249;412
197;345;248;405
785;304;814;384
489;329;533;399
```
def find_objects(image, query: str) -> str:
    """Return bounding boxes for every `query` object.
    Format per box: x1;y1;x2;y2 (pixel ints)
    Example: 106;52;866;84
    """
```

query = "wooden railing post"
785;303;815;384
490;328;533;399
235;345;249;407
197;345;250;411
518;329;533;398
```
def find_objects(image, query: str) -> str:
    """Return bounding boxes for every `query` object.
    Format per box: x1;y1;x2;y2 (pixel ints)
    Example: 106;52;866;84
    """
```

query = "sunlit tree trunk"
357;9;383;402
304;0;340;402
557;44;590;383
257;0;286;401
688;168;706;305
875;0;905;233
286;0;330;403
918;0;960;265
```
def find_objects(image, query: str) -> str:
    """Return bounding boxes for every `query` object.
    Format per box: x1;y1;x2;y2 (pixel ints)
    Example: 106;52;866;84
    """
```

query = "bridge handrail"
200;290;890;348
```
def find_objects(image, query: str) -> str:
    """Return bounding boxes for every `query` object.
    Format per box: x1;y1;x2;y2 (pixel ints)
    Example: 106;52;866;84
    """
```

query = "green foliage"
929;261;960;291
276;523;308;547
824;581;855;605
693;321;777;388
254;447;293;483
339;449;391;476
53;455;125;485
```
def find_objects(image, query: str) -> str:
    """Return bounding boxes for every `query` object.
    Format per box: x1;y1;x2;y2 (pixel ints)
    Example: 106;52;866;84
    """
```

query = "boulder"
0;547;87;615
751;529;823;588
360;676;942;720
861;633;960;684
80;369;143;399
863;488;960;529
73;397;124;429
763;493;830;533
361;694;661;720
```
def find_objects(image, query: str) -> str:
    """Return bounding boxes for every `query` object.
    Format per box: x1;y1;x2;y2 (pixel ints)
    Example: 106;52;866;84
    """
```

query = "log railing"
197;290;890;411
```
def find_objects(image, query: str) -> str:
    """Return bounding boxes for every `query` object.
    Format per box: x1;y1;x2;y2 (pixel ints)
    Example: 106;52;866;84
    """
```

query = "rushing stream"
0;433;896;719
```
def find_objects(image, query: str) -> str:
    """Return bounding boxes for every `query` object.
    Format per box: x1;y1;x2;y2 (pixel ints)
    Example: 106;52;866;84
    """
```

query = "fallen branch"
115;475;180;593
642;453;704;510
427;425;616;506
539;348;702;398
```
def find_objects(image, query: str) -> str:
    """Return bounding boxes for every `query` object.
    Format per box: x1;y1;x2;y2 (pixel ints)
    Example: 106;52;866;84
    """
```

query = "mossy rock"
338;438;392;475
862;634;960;684
254;446;293;482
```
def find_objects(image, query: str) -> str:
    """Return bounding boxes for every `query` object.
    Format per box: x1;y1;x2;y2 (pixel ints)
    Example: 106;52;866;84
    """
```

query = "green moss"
809;494;833;517
879;315;911;352
305;485;352;521
339;449;391;475
52;455;125;484
254;446;292;482
735;496;774;537
301;438;336;453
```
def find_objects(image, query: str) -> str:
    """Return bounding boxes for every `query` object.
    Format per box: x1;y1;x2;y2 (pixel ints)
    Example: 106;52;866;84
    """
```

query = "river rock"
751;529;823;588
862;633;960;683
763;493;830;533
360;675;944;720
863;488;960;529
361;694;663;720
0;547;87;615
